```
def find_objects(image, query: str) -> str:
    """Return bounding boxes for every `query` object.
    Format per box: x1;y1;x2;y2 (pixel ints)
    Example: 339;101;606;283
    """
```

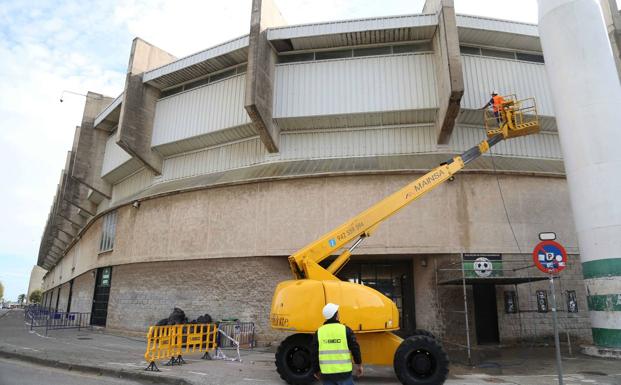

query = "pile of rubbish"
155;307;213;326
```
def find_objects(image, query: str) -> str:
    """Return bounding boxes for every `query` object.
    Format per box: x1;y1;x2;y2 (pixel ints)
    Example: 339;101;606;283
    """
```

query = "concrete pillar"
116;38;176;174
423;0;464;144
64;128;97;215
55;221;77;238
539;0;621;350
245;0;286;153
72;92;114;198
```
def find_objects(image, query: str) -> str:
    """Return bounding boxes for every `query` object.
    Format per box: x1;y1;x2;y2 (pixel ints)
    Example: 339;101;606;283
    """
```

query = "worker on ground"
312;303;363;385
481;91;505;126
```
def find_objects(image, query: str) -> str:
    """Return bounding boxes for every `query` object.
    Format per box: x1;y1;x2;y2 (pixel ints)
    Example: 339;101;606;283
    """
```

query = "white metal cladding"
143;35;249;83
460;55;555;116
279;125;437;160
161;138;268;182
268;14;437;40
101;133;132;177
110;125;564;200
94;93;123;128
456;15;541;52
449;126;562;159
151;74;251;148
111;168;155;203
273;54;438;118
456;15;538;36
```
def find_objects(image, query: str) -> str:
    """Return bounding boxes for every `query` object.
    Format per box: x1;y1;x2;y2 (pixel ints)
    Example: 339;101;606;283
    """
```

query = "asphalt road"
0;358;149;385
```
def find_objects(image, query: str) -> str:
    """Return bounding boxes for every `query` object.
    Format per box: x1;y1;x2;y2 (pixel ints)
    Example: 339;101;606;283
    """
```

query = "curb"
0;349;193;385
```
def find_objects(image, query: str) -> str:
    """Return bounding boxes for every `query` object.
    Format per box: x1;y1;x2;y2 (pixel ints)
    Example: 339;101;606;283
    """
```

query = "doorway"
91;267;112;326
473;284;500;344
337;259;415;337
66;280;74;313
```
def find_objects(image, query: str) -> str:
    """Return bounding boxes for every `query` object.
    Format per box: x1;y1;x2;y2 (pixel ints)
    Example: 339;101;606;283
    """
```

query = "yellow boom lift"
270;96;539;385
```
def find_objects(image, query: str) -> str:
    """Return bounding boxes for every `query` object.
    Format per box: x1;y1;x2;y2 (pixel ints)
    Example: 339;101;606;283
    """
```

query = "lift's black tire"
275;334;315;385
394;335;449;385
411;329;437;340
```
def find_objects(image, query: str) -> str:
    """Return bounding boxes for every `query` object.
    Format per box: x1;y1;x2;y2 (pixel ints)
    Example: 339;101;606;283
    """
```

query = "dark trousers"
323;375;355;385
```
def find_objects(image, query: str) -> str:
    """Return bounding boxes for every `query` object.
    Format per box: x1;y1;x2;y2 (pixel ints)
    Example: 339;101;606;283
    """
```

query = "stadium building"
36;0;621;349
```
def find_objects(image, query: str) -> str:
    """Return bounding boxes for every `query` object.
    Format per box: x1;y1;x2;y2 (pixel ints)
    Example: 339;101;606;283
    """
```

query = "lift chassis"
270;96;540;385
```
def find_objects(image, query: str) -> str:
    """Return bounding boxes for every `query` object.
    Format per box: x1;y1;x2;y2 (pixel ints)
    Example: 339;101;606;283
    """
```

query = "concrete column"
423;0;464;144
64;128;97;215
72;92;114;198
116;38;176;174
245;0;286;153
600;0;621;78
539;0;621;350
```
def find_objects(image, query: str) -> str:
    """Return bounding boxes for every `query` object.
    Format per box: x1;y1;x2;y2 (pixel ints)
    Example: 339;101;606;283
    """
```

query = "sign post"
533;239;567;385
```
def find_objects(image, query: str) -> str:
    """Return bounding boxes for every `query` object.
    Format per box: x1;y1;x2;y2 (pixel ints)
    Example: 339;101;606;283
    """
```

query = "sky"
0;0;542;301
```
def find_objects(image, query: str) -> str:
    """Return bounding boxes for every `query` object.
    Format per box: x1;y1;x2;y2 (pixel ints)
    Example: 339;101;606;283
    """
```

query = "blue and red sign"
532;240;567;274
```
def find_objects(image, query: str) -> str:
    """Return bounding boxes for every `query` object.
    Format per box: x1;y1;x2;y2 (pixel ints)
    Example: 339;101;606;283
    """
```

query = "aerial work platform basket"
484;95;540;139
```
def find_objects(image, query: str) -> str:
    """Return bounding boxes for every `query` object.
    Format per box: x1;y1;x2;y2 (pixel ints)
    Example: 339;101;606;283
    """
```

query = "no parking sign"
532;240;567;274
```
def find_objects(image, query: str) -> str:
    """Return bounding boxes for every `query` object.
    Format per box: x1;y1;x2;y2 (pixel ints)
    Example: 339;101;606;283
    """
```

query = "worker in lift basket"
312;303;363;385
481;91;505;126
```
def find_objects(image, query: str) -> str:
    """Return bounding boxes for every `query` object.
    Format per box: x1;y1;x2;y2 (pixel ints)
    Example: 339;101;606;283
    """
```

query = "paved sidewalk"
1;310;621;385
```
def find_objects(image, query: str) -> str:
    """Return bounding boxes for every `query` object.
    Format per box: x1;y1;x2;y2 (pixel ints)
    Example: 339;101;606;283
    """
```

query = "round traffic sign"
532;240;567;274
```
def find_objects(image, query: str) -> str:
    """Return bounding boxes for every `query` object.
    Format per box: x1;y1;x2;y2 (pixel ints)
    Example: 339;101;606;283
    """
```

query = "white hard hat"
322;303;339;320
492;90;499;95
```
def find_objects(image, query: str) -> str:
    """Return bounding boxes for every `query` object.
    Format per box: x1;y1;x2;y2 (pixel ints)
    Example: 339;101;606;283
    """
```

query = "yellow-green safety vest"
317;323;353;374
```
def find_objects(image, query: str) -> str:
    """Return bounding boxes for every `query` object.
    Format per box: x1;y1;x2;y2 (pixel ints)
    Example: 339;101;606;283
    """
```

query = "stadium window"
183;77;210;91
516;52;545;63
160;86;182;98
315;49;353;60
393;42;433;54
460;45;481;55
279;52;315;63
209;68;236;83
353;46;392;57
481;48;516;60
99;211;117;253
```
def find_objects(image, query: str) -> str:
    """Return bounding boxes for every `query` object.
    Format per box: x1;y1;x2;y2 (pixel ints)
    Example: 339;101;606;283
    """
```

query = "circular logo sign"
474;257;493;277
532;240;567;274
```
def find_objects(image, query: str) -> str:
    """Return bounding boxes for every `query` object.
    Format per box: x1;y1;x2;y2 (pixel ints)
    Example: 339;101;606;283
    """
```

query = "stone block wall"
106;257;291;345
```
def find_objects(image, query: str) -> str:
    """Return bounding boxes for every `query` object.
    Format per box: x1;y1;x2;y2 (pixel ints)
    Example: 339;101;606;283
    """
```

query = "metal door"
90;267;112;326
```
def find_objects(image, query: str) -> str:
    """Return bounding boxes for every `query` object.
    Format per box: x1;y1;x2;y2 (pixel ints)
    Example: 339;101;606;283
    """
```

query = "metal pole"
549;274;564;385
460;253;472;364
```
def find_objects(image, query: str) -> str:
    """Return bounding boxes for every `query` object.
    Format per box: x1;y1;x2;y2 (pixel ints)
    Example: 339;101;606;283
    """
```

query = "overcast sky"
0;0;543;301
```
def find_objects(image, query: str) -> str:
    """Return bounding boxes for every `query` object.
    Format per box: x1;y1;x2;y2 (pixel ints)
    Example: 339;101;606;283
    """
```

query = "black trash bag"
168;307;187;325
196;313;212;324
156;318;168;326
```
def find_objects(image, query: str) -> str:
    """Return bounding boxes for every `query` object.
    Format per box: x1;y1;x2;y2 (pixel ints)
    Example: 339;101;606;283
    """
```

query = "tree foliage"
17;294;26;305
29;290;42;304
0;281;3;301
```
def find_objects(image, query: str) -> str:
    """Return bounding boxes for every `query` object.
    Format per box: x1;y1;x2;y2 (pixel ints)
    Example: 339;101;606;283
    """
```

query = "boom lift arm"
288;134;504;281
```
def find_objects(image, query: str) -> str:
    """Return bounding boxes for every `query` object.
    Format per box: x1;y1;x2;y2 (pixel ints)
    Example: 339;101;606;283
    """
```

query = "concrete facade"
423;0;464;144
37;2;621;349
245;0;286;152
116;38;176;174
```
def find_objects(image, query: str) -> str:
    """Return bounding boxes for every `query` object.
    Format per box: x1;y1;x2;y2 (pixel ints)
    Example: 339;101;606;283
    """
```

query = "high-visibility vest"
317;323;353;374
492;95;505;112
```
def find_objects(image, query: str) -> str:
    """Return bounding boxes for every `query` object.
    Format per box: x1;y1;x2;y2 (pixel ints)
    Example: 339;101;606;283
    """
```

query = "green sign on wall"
463;253;503;278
